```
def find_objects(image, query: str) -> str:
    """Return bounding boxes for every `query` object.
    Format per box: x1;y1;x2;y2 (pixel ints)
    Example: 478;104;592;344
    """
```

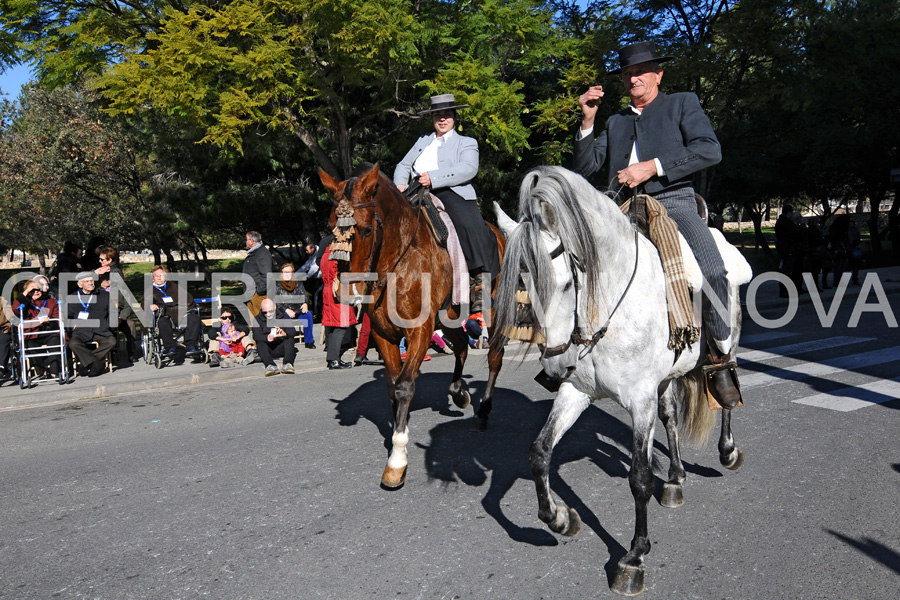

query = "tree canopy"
2;0;898;265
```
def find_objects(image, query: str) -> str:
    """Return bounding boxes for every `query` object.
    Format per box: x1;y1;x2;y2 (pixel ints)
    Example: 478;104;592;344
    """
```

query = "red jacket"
320;246;358;328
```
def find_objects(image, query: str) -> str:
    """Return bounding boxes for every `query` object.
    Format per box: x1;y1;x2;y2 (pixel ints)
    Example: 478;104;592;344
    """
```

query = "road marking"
739;347;900;390
738;336;875;364
793;377;900;412
740;331;798;345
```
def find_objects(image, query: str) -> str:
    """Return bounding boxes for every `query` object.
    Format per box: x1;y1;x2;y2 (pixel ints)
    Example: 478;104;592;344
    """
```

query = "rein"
337;195;424;311
541;227;640;360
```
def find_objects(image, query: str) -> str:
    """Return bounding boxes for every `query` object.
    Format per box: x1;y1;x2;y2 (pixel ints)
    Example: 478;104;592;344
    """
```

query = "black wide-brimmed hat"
609;41;673;74
419;94;469;114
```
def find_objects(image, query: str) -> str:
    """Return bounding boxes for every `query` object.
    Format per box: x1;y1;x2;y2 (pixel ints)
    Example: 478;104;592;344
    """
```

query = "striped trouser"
654;187;731;342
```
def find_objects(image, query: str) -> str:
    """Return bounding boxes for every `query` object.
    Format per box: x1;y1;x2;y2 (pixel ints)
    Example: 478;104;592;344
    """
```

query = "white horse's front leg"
529;382;591;536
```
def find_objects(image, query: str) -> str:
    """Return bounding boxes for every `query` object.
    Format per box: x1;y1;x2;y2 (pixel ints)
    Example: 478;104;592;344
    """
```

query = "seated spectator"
321;244;356;370
11;280;62;378
206;309;257;367
66;272;115;377
252;298;297;376
216;322;246;368
31;274;58;300
0;296;12;379
148;265;202;356
274;262;316;350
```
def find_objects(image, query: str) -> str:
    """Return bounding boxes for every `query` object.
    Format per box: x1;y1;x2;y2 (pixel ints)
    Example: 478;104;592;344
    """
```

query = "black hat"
610;41;673;74
419;94;469;114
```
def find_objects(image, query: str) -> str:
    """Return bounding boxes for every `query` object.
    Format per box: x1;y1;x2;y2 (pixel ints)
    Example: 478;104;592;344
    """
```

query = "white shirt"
413;129;456;175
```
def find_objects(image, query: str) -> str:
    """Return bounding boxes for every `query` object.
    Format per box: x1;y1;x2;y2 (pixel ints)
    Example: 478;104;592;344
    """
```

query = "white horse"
491;166;752;596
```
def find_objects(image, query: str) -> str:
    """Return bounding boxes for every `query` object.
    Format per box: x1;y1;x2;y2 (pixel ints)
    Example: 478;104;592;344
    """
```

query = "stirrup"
702;361;743;410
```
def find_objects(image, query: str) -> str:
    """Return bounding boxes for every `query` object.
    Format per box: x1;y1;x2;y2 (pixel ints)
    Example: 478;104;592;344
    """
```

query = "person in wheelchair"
148;265;202;356
66;272;115;377
12;280;62;378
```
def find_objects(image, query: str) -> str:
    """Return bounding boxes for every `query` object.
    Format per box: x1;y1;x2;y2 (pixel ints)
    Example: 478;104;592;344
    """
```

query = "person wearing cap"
66;272;115;377
574;41;739;406
393;93;501;328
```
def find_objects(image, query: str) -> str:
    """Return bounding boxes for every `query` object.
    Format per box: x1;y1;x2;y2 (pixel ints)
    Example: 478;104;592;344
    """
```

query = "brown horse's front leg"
380;329;430;489
441;324;471;410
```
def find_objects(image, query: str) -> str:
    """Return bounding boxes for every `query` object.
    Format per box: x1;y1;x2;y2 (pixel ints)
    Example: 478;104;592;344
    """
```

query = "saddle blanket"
429;194;469;306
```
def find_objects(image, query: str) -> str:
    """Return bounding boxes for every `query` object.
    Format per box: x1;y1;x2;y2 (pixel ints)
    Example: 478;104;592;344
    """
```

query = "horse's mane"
493;166;632;346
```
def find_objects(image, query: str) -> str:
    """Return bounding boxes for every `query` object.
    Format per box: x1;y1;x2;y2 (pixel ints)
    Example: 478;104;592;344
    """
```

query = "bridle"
333;193;423;311
540;227;640;360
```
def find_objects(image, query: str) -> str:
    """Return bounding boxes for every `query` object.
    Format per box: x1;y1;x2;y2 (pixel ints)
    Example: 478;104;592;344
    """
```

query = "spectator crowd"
0;231;461;388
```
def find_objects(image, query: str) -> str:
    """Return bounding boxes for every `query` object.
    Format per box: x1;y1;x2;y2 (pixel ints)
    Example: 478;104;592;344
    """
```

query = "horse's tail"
676;369;716;447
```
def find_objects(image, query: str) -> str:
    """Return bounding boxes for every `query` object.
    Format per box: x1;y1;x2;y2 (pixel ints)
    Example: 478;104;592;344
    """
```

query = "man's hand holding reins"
617;160;658;189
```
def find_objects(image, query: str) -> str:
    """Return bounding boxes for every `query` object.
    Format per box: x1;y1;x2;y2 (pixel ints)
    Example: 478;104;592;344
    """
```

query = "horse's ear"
493;201;518;237
357;163;381;196
540;201;559;235
319;167;340;195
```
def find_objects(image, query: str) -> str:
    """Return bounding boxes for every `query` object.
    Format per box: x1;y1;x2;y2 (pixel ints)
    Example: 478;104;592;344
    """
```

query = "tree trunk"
164;248;177;272
152;247;162;266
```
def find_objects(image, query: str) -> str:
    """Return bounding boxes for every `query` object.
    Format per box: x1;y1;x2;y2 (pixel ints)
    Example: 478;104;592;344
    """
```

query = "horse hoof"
611;562;645;596
469;416;488;432
381;465;407;489
450;389;471;409
720;448;745;471
546;505;581;537
660;482;684;508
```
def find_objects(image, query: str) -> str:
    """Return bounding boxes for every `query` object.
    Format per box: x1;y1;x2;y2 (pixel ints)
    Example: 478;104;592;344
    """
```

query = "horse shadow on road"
333;367;728;578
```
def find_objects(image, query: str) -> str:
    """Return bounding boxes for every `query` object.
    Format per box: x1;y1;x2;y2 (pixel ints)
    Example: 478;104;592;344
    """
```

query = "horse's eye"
563;280;573;292
359;227;373;238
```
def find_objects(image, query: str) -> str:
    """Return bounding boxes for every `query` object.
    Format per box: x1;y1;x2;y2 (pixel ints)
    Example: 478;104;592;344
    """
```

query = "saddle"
404;183;448;247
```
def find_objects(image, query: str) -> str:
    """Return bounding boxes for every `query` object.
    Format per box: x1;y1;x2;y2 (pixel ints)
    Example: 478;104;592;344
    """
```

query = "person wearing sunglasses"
11;280;62;378
206;310;258;368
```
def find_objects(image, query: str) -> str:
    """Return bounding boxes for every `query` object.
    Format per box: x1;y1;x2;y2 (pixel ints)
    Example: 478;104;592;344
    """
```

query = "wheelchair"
14;317;72;389
142;309;208;369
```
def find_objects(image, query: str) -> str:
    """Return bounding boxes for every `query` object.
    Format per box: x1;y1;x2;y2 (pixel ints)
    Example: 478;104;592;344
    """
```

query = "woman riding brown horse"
319;163;506;488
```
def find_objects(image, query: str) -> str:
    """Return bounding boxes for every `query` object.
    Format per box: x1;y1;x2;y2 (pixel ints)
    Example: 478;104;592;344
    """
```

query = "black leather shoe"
327;359;352;370
353;354;367;366
88;361;105;377
305;342;317;350
707;367;742;409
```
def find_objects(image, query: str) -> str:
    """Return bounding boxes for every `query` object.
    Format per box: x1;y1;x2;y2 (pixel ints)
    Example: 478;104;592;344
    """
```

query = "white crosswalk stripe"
738;336;875;363
737;334;900;412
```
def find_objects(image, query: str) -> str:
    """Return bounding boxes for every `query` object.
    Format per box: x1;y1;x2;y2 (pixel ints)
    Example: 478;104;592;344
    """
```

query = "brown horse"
319;164;506;488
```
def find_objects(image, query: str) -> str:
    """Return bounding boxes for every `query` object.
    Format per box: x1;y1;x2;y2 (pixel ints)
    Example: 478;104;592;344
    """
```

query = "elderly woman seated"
11;280;62;378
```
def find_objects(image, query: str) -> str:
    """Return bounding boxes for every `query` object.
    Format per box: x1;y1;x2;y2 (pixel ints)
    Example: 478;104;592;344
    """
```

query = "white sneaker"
264;364;280;377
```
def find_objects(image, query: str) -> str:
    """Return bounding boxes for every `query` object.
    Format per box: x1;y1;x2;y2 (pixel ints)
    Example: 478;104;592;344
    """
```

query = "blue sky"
0;63;33;98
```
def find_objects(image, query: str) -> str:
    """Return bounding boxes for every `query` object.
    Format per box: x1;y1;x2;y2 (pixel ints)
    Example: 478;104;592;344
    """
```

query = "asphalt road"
1;292;898;600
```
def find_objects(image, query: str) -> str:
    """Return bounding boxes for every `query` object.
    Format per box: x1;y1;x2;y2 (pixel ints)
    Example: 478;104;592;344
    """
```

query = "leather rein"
541;227;640;360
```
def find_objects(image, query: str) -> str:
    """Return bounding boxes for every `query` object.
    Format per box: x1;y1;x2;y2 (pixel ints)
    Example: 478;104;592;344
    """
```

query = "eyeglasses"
220;315;233;321
29;289;42;295
263;310;276;316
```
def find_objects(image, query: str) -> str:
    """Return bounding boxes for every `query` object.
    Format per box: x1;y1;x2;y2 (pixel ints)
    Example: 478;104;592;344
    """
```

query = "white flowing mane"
494;166;636;343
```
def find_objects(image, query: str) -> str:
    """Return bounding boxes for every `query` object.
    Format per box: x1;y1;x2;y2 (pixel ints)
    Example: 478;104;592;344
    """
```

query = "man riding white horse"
573;41;741;407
